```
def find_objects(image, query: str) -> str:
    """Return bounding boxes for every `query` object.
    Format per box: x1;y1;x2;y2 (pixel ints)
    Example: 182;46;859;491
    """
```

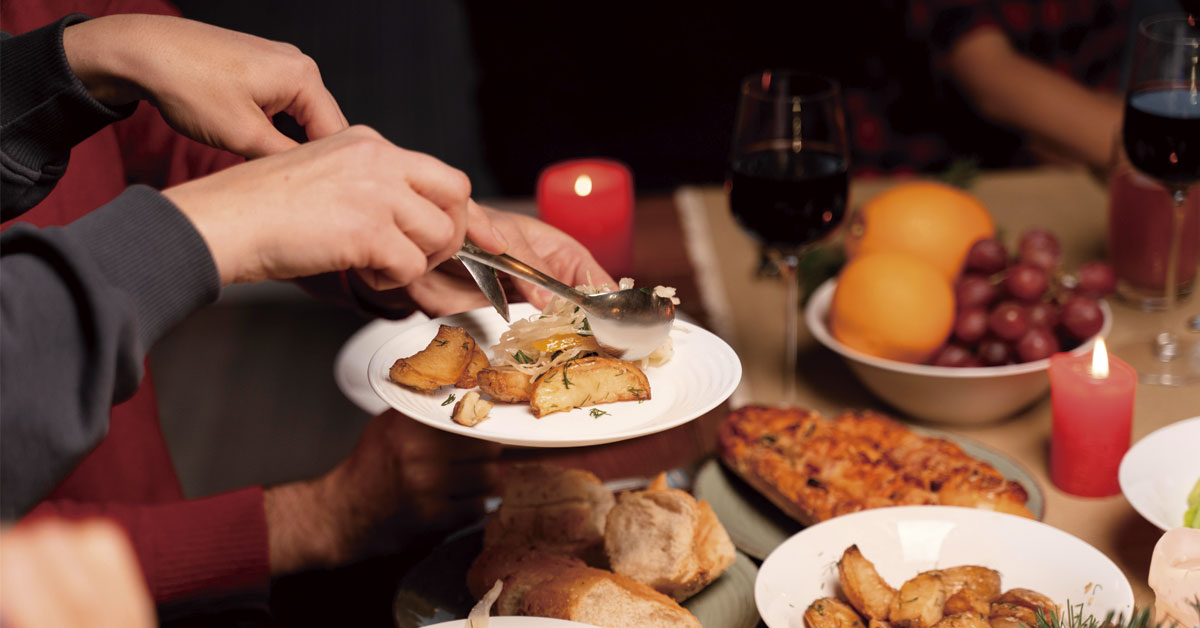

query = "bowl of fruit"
806;227;1114;425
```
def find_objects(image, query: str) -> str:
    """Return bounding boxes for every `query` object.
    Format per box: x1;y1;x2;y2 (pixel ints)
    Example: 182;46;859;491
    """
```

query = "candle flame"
1091;337;1109;378
574;174;593;197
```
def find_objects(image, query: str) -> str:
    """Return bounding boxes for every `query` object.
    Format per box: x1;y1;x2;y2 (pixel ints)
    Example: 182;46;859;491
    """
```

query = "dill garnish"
441;393;456;406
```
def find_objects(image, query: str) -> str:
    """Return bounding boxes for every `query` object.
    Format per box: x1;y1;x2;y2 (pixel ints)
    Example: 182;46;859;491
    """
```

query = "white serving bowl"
1119;415;1200;531
805;279;1112;424
756;505;1134;628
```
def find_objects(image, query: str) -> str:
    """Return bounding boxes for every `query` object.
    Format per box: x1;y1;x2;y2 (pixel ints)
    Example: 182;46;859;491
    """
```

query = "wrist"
263;476;346;573
61;15;149;107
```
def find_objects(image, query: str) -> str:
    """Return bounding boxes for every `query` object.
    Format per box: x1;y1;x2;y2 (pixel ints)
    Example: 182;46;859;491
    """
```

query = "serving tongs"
455;242;675;361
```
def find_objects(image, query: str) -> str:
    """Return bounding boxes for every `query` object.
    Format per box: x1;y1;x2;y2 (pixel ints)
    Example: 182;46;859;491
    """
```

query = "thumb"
229;106;303;158
465;200;509;253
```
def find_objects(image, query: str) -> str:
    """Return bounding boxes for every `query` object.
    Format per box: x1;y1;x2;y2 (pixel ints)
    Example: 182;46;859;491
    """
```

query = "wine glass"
1117;14;1200;385
727;71;849;402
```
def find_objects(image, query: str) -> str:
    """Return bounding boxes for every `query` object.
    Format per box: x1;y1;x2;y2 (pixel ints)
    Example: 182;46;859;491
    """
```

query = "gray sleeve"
1;14;138;220
0;185;220;518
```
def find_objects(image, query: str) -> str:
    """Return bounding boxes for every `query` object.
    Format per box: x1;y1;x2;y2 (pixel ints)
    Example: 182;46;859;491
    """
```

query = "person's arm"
946;26;1123;171
0;15;139;219
0;187;221;518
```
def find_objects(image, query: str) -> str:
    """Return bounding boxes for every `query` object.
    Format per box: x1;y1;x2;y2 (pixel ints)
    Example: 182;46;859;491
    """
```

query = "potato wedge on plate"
530;356;650;418
478;366;536;403
389;325;478;392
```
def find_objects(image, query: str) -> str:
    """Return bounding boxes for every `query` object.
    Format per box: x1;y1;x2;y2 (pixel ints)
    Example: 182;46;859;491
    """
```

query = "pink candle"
536;159;634;278
1049;338;1136;497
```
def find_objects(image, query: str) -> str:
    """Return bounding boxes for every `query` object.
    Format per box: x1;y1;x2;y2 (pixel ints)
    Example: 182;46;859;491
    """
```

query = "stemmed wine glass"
1118;14;1200;385
727;71;850;402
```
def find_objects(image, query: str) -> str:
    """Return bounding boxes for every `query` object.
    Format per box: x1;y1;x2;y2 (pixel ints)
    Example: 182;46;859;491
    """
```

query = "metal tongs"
455;243;675;360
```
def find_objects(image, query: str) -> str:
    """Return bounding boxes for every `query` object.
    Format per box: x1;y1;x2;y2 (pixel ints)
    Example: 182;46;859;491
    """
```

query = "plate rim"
1118;415;1200;531
753;504;1135;628
367;304;742;447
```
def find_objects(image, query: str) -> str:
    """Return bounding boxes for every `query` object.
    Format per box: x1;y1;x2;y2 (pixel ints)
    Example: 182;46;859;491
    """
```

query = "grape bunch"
928;229;1115;368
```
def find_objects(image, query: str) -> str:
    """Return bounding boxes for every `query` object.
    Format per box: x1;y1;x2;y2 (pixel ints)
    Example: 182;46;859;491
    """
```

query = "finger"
426;188;469;271
391;186;459;261
399;151;472;215
224;101;301;158
404;271;492;317
465;199;509;253
361;226;429;290
288;85;349;142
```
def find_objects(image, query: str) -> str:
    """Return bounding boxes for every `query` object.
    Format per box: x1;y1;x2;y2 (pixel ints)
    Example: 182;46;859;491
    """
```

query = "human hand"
401;204;616;317
263;410;501;572
0;519;154;628
63;13;347;158
162;126;507;288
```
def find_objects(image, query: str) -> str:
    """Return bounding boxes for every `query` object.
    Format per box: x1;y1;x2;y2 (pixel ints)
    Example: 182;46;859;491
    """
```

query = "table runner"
676;167;1200;605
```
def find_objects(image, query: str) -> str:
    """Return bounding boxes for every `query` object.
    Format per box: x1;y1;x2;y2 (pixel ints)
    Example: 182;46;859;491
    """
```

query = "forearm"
949;27;1123;171
1;186;220;518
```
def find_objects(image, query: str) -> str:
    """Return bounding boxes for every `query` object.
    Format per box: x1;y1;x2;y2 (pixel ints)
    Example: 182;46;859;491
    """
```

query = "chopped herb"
513;350;534;364
580;394;591;406
904;597;918;604
441;393;456;406
561;364;572;389
627;386;645;399
574;306;580;313
433;340;448;346
803;422;816;438
639;287;652;294
550;349;564;361
761;433;778;445
581;318;591;331
588;408;610;418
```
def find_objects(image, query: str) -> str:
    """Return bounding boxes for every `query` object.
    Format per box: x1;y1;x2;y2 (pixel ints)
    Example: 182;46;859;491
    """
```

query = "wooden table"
673;167;1200;607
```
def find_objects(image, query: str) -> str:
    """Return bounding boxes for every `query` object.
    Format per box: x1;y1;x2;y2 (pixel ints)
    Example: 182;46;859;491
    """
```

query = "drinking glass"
727;71;849;402
1116;14;1200;385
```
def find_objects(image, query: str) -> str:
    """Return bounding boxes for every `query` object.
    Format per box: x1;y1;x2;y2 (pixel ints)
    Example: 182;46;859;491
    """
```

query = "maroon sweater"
4;0;270;605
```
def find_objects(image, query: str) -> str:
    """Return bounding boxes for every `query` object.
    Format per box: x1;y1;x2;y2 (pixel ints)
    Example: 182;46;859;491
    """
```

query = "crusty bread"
483;463;615;562
466;545;587;615
604;474;736;601
520;565;701;628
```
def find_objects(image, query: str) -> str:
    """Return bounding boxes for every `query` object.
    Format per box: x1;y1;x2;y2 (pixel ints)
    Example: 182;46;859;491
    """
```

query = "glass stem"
1156;187;1188;361
779;256;800;404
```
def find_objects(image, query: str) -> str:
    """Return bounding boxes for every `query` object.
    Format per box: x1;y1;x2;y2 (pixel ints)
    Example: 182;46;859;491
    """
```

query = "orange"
844;181;994;280
830;251;954;363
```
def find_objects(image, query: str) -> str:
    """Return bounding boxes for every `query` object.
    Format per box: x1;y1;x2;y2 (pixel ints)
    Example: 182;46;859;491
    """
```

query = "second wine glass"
727;71;849;403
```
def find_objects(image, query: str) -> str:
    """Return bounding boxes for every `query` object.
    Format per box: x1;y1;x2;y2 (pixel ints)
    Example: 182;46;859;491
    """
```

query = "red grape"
988;301;1029;341
955;274;999;310
978;338;1013;366
954;308;989;344
1076;260;1117;297
965;238;1009;275
1018;229;1062;270
930;344;981;368
1004;263;1050;301
1015;327;1061;363
1027;302;1060;329
1060;295;1104;340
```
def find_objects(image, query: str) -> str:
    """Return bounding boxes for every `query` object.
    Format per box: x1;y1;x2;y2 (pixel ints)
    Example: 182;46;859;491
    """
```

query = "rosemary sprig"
441;393;456;407
1032;597;1200;628
588;408;610;419
513;350;533;364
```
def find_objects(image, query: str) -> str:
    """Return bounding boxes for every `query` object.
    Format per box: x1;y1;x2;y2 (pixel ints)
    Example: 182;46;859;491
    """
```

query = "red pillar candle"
536;158;634;279
1049;338;1137;497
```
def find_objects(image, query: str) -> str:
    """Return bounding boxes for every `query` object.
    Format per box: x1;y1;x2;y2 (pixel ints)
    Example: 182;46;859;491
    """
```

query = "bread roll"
604;474;736;601
520;565;701;628
483;463;615;563
467;545;587;615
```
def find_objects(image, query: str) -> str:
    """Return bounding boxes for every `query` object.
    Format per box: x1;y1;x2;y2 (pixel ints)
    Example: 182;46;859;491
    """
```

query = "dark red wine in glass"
728;147;848;250
1123;87;1200;185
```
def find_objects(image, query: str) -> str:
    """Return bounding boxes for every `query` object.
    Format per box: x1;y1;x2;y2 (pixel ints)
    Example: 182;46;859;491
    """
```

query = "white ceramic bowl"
805;279;1112;424
1119;415;1200;531
756;506;1134;628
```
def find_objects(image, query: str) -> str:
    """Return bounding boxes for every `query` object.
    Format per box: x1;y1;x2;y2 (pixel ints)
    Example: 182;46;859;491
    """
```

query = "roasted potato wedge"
994;589;1056;618
806;597;867;628
529;356;650;418
928;566;1000;616
452;390;493;427
932;613;990;628
839;545;897;620
389;325;477;392
455;347;491;389
478;366;535;403
889;572;946;628
989;602;1041;628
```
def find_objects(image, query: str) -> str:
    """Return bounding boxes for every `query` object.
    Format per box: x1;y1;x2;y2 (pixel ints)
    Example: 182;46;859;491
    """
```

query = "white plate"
755;506;1134;628
1119;415;1200;531
425;619;592;628
335;314;431;415
367;304;741;447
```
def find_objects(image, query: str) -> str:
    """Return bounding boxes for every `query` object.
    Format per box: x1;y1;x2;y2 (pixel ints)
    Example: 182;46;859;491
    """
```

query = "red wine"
1123;88;1200;186
728;149;848;250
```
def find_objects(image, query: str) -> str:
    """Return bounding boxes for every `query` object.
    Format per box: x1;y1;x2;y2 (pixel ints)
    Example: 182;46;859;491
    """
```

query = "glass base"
1111;334;1200;386
1116;278;1195;311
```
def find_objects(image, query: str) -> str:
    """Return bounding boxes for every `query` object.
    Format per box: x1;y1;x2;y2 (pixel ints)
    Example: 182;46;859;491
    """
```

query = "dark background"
173;0;907;197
